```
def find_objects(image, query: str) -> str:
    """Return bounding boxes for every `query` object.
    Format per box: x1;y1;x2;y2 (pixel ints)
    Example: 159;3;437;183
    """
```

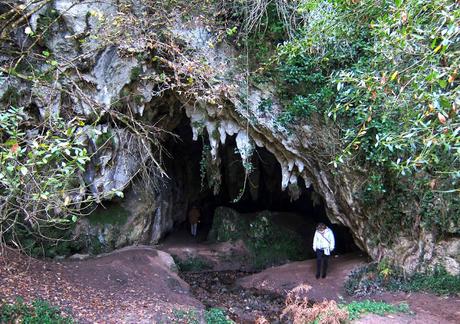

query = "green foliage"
344;263;386;297
172;308;200;324
129;66;142;82
12;224;83;258
329;0;459;179
246;2;287;64
257;98;273;113
345;262;460;296
208;208;308;269
0;106;91;241
200;143;211;189
246;212;307;269
36;7;60;34
226;26;238;37
0;104;129;250
87;205;130;226
266;0;460;244
204;308;233;324
343;300;410;320
0;298;73;323
172;307;233;324
207;208;245;242
398;266;460;295
173;255;212;272
94;130;114;148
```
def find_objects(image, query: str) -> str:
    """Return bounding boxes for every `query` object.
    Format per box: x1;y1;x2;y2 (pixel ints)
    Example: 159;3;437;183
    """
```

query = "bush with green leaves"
173;255;212;272
172;307;233;324
0;106;128;250
247;0;459;244
0;298;73;323
204;308;234;324
0;107;89;244
345;262;460;296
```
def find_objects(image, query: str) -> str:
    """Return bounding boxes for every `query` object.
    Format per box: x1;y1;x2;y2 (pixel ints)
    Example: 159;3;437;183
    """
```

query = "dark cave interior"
162;113;360;256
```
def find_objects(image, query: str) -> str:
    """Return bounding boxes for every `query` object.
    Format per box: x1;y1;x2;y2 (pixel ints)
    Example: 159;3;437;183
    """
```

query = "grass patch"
343;300;410;320
0;298;73;323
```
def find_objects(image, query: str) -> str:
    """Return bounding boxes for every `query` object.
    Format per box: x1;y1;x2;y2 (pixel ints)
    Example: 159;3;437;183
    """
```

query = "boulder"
208;207;314;269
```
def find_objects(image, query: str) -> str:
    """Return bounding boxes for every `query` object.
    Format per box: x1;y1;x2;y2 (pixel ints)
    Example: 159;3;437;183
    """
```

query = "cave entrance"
161;113;359;257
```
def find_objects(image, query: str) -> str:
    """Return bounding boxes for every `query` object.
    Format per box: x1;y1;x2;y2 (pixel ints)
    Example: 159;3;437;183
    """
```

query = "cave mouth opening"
161;112;359;257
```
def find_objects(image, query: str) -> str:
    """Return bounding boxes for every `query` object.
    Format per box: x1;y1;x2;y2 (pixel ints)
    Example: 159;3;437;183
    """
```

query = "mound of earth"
0;245;202;323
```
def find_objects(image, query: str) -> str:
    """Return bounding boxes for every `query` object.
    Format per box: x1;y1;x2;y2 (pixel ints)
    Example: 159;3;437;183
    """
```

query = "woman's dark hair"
316;223;327;230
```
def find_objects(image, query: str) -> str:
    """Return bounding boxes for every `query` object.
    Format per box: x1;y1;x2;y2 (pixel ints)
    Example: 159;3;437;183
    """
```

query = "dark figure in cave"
313;223;335;279
188;205;200;237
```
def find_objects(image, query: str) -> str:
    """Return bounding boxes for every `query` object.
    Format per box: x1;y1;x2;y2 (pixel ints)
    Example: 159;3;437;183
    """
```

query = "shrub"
400;266;460;295
204;308;233;324
173;255;212;272
172;308;200;324
281;284;349;324
208;208;308;270
172;307;234;324
344;263;385;297
0;298;73;323
345;262;460;296
258;0;460;245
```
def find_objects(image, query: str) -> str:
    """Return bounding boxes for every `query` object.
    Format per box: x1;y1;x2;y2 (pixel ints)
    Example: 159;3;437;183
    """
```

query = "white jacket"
313;227;335;256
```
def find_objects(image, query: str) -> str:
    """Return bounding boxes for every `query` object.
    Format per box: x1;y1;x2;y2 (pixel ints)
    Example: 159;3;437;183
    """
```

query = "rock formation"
1;0;458;274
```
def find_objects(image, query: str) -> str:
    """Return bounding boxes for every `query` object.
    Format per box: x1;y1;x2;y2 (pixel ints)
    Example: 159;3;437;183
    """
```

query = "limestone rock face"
74;186;155;254
383;231;460;275
74;176;191;254
2;0;458;273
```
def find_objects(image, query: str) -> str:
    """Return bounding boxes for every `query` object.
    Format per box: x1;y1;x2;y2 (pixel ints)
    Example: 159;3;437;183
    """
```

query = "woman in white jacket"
313;223;335;279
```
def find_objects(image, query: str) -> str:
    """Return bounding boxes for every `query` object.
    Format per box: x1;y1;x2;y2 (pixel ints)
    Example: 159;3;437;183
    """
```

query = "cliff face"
1;0;458;274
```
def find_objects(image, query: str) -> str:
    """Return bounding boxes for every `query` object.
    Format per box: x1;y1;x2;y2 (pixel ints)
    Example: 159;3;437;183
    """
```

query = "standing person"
188;205;200;237
313;223;335;279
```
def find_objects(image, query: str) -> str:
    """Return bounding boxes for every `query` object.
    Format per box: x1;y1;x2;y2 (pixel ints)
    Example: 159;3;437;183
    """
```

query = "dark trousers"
316;249;329;278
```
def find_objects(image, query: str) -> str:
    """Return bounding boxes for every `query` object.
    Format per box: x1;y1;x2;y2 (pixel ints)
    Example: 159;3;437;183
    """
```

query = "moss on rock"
87;204;130;226
208;207;309;269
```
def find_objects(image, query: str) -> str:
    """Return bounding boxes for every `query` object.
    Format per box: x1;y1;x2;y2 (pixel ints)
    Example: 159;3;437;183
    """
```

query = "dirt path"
236;253;368;301
235;253;460;323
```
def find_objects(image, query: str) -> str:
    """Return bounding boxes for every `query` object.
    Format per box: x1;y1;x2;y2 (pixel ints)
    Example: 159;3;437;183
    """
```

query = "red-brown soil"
1;240;459;323
0;245;202;323
236;253;460;324
237;253;368;301
158;227;252;272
